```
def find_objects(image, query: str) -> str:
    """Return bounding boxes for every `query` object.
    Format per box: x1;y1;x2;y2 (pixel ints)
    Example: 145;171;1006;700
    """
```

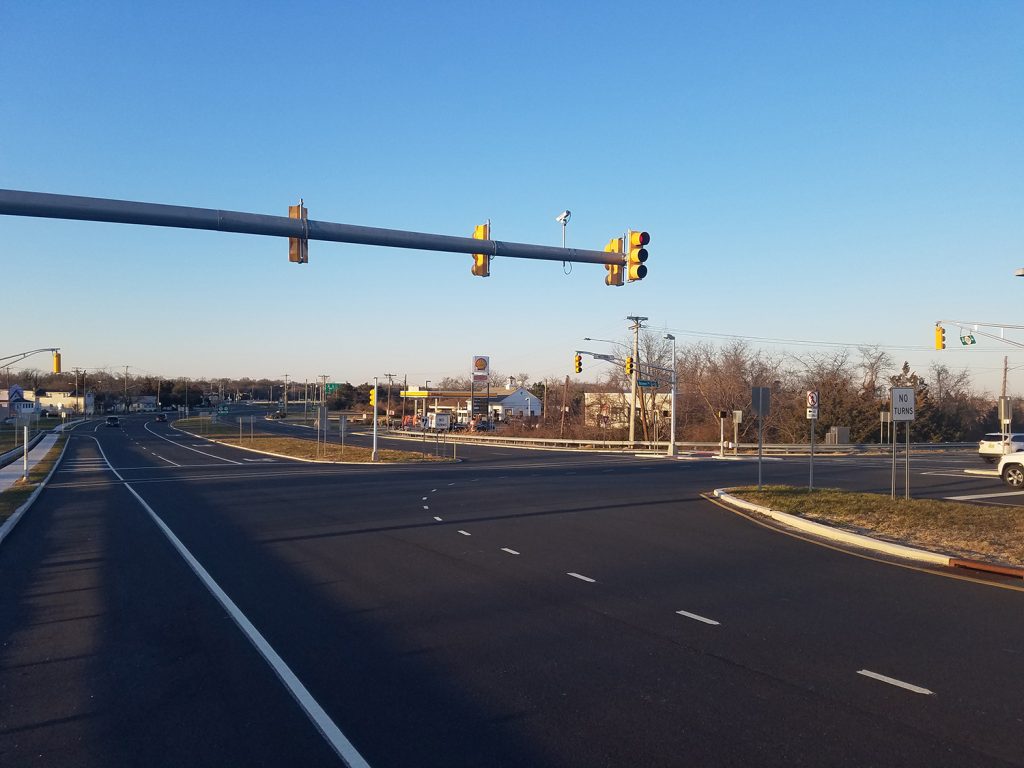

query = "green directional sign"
325;382;341;394
960;335;976;346
637;379;659;388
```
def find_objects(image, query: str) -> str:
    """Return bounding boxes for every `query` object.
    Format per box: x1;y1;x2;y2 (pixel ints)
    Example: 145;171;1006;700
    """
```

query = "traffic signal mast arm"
934;320;1024;350
0;189;633;270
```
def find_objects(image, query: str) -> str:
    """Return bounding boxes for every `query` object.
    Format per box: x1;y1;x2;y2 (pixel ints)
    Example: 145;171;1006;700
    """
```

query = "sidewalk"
0;434;59;493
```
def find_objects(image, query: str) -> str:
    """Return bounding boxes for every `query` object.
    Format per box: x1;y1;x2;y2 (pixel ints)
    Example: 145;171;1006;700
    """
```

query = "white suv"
978;432;1024;463
997;451;1024;488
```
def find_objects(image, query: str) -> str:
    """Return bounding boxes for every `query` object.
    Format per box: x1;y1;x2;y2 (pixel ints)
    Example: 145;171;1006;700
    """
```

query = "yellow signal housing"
52;351;61;373
604;237;624;286
369;387;377;407
288;203;308;263
574;353;583;374
625;356;634;376
626;230;649;281
471;222;491;277
934;325;946;350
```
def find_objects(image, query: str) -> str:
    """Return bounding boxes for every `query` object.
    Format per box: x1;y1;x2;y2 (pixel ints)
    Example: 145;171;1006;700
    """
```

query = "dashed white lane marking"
501;548;520;555
448;482;456;486
152;453;181;467
431;489;437;492
423;506;429;510
433;516;443;521
857;669;934;695
567;572;595;583
458;530;472;536
676;610;720;626
422;497;428;500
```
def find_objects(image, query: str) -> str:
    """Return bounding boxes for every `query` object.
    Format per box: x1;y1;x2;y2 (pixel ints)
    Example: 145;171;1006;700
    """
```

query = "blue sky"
2;1;1022;394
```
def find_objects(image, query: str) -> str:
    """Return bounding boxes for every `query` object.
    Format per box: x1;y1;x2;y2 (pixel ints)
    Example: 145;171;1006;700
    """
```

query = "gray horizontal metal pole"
0;189;624;266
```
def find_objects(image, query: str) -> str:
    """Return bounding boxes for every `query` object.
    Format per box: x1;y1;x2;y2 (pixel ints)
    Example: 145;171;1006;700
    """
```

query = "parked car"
268;411;286;419
105;416;120;428
978;432;1024;463
155;414;167;423
997;451;1024;488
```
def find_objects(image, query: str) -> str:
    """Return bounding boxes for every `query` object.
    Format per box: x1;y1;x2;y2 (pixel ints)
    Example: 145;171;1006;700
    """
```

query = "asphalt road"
1;415;1021;767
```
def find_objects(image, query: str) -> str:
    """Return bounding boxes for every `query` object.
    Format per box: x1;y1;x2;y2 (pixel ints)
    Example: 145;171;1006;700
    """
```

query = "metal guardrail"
384;430;978;454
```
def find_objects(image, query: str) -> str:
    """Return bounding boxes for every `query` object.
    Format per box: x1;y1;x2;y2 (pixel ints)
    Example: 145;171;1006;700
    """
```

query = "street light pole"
664;333;676;456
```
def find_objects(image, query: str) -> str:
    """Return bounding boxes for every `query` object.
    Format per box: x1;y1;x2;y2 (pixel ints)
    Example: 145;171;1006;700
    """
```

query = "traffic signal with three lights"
471;221;491;277
52;351;61;373
369;387;377;408
574;354;583;374
288;202;308;263
604;237;624;286
625;356;634;376
934;325;946;350
626;230;649;281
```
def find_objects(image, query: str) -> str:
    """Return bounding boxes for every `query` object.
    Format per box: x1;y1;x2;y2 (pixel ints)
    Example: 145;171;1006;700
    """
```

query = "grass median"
0;434;67;525
729;486;1024;567
175;417;450;463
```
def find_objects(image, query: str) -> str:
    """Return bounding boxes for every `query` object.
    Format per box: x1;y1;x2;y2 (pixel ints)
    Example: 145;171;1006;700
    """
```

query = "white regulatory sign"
806;408;818;420
806;390;819;408
891;387;915;422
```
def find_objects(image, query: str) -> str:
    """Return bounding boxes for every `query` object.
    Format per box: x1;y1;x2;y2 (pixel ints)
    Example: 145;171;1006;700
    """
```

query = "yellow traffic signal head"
626;230;649;281
52;351;61;373
604;237;624;286
625;356;634;376
934;325;946;350
471;222;491;277
369;388;377;407
574;354;583;374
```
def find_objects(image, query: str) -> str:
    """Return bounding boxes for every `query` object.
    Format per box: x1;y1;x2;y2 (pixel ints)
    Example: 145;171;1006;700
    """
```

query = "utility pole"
124;365;129;414
283;374;289;415
384;373;396;429
559;375;570;437
626;315;647;446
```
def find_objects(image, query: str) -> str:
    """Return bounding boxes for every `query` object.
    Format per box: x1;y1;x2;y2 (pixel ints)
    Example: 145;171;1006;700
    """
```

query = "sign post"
732;410;742;455
751;387;771;490
890;387;916;499
806;390;819;490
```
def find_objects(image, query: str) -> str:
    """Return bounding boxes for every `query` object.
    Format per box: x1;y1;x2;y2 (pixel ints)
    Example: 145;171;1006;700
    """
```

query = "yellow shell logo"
474;357;488;370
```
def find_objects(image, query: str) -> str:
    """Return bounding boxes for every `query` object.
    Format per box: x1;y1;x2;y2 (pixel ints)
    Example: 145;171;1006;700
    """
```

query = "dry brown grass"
731;486;1024;567
176;418;450;464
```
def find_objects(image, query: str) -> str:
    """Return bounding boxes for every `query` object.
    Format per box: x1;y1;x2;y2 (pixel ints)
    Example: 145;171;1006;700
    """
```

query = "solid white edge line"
567;572;595;583
88;436;371;768
676;610;720;626
857;669;934;695
500;548;520;555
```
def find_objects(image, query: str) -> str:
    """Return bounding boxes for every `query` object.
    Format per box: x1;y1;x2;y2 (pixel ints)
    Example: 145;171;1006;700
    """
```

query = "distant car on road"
268;411;286;419
155;414;167;423
105;416;120;428
979;432;1024;463
997;451;1024;488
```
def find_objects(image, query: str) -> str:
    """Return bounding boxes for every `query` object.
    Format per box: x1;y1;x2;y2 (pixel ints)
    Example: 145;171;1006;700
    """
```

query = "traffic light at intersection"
574;354;583;374
604;237;624;286
626;230;649;281
288;202;308;264
934;325;946;350
52;351;61;373
369;387;377;407
471;221;491;277
625;356;634;376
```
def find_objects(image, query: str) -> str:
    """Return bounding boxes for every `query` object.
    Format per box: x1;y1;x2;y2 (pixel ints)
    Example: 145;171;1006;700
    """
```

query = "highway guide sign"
891;387;915;421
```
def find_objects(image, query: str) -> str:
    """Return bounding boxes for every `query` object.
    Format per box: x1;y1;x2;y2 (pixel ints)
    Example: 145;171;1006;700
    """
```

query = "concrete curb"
0;435;69;547
712;487;954;566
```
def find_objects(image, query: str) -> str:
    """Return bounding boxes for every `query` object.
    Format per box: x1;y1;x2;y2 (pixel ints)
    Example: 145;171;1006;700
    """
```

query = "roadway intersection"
1;415;1021;767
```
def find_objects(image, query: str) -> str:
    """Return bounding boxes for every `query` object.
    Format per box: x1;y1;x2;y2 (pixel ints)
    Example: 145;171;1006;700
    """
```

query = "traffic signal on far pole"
288;201;308;264
625;356;634;376
934;325;946;350
52;351;61;373
369;387;377;407
626;230;649;281
574;354;583;374
471;221;491;277
604;237;624;286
